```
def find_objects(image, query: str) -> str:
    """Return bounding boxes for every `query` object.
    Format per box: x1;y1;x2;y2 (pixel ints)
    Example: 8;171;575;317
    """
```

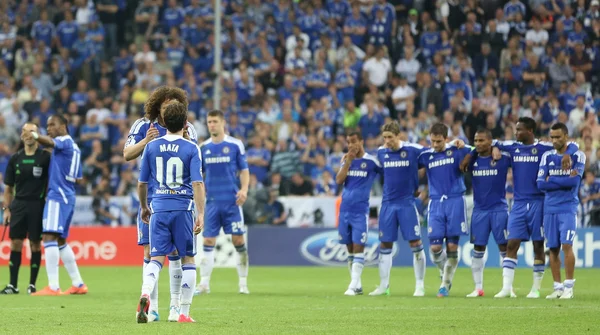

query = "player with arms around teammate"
463;117;577;298
197;110;250;295
25;115;87;296
537;123;585;299
464;128;511;297
370;121;429;297
136;102;205;323
1;123;50;294
417;123;472;297
124;86;198;321
336;130;382;296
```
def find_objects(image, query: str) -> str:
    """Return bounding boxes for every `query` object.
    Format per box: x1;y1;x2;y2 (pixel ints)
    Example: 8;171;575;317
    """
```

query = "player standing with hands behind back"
537;123;585;299
136;101;205;323
1;122;50;294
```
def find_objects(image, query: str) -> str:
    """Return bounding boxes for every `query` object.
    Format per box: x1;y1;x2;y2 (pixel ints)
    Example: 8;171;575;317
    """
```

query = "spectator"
289;173;314;196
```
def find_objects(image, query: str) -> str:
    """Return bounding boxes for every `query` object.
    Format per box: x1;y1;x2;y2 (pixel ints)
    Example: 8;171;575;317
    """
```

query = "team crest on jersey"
222;146;230;154
490;160;497;167
531;148;538;155
446;150;452;156
360;162;367;169
400;151;407;158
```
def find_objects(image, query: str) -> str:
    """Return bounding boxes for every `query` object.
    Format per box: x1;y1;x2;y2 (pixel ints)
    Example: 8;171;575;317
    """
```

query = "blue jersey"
377;142;428;203
339;153;381;214
201;136;249;204
138;135;203;212
494;140;578;201
418;145;472;200
470;153;511;211
47;135;82;204
126;118;198;149
537;150;586;214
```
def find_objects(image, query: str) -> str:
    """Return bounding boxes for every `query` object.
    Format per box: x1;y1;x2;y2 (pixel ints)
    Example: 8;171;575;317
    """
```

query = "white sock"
200;246;214;287
142;260;162;298
349;253;365;289
235;244;249;287
442;251;459;289
532;262;544;291
180;264;196;316
169;256;182;308
502;257;517;291
412;245;426;288
43;241;60;290
59;244;83;287
347;253;355;277
472;250;485;290
378;248;393;289
430;249;447;278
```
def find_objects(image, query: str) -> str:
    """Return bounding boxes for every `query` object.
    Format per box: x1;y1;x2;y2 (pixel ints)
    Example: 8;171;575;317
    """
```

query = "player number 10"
155;157;184;188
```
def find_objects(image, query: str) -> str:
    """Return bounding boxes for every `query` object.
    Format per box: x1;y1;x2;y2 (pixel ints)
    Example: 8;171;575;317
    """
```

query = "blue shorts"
43;199;74;239
507;200;544;242
470;209;508;246
338;212;368;245
544;213;577;249
203;203;245;238
137;207;149;246
378;202;421;243
427;196;468;241
149;210;196;257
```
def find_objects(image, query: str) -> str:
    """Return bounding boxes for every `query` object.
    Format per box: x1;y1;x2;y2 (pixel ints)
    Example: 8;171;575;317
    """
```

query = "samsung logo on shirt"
549;169;572;176
159;144;179;153
473;169;498;177
384;161;410;168
514;156;538;162
205;157;231;164
428;158;454;169
347;170;368;177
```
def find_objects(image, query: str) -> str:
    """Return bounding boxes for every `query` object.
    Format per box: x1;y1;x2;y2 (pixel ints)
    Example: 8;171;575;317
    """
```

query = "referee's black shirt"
4;149;51;200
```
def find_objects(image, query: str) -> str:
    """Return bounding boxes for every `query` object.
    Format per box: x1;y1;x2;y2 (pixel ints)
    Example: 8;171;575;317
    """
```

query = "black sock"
30;251;42;287
9;251;22;288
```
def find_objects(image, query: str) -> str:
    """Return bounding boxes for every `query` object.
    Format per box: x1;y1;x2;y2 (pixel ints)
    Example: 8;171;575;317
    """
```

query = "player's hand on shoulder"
183;124;190;140
561;154;572;171
454;139;465;148
141;206;151;223
492;147;501;161
194;214;204;235
570;170;578;177
459;154;471;172
145;124;159;143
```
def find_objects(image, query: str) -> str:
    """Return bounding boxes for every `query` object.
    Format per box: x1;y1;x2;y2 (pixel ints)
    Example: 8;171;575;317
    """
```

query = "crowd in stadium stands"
0;0;599;226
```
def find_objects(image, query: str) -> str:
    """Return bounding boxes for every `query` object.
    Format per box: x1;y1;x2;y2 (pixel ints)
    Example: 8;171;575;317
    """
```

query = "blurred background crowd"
0;0;599;227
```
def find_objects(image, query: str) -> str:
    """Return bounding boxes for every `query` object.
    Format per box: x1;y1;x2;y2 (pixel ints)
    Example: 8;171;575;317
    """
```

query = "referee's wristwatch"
2;207;8;211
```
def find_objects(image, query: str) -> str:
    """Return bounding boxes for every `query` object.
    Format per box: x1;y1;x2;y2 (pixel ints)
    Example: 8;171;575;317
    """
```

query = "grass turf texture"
1;266;599;334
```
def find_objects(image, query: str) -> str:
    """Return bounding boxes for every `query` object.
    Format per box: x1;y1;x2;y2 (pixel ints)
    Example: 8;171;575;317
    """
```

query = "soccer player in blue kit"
335;131;382;296
463;128;511;297
473;117;577;298
27;115;87;296
537;123;585;299
418;123;472;298
196;110;250;295
370;122;429;297
124;87;198;321
136;101;205;323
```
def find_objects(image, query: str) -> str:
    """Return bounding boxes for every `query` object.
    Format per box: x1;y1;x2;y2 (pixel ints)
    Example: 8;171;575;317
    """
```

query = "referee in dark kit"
1;122;50;294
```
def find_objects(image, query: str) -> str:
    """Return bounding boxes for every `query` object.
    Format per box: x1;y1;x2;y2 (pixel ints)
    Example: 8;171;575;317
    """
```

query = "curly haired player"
123;86;198;322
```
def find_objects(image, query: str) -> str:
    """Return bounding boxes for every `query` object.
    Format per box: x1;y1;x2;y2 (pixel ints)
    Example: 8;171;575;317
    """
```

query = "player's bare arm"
335;148;356;185
236;169;250;206
2;185;13;225
192;181;205;235
123;124;159;161
137;182;151;223
26;130;55;148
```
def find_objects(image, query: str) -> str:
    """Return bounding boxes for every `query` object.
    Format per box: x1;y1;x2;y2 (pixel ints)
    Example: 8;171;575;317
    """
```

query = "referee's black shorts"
9;199;44;242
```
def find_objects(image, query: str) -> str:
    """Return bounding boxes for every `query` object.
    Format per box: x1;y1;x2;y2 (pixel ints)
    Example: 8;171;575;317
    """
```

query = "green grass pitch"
1;266;599;334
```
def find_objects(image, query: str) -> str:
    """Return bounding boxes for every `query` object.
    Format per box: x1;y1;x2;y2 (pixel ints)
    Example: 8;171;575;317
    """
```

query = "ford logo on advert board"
299;231;398;266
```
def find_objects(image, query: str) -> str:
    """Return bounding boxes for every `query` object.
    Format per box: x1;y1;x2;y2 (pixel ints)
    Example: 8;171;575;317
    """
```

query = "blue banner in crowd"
248;227;600;268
